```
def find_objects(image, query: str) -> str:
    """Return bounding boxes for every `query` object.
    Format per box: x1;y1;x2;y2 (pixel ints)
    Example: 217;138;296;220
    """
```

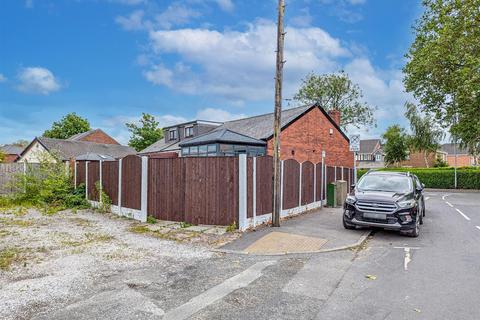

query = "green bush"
357;167;480;189
9;155;90;212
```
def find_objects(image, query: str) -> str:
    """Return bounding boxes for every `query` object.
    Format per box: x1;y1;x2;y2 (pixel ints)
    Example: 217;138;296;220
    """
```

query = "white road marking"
404;248;411;271
442;194;450;200
163;260;276;320
425;196;430;201
476;226;480;231
455;208;471;221
394;247;420;271
445;201;453;207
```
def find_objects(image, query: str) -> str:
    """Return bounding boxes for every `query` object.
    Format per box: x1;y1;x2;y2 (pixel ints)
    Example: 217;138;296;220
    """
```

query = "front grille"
356;200;397;214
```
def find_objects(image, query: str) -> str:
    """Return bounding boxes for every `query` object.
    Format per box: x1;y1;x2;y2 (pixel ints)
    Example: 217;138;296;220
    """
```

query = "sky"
0;0;423;145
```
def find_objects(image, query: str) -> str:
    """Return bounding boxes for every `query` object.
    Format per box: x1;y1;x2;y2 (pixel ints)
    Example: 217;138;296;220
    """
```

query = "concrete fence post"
85;161;89;200
341;166;344;180
140;156;148;222
118;158;122;215
238;154;247;231
323;162;327;205
252;157;257;228
298;162;302;207
334;165;337;182
99;160;103;203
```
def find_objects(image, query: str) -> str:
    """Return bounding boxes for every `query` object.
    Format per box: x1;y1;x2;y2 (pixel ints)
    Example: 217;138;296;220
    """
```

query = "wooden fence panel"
246;157;253;218
327;166;335;186
0;163;24;194
148;158;185;222
184;157;238;226
87;161;100;201
255;156;273;216
343;167;350;187
301;161;314;205
121;155;142;210
282;159;300;209
336;167;342;181
76;161;86;187
102;161;119;205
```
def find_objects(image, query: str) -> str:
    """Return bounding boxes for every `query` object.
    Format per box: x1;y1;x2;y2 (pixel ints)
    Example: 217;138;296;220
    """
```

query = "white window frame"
184;126;194;138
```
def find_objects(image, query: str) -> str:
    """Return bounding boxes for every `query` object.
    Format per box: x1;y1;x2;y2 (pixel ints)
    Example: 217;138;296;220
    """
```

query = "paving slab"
244;231;327;254
219;207;370;255
184;225;213;233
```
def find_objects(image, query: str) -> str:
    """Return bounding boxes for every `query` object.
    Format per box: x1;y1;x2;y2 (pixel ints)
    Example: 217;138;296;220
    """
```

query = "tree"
405;102;445;167
403;0;480;157
0;150;5;163
382;125;409;167
12;139;29;147
43;113;91;139
126;113;163;152
293;71;376;129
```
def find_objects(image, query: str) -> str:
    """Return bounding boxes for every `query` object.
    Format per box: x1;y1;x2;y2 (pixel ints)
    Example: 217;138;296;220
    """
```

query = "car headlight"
345;195;356;205
397;199;416;208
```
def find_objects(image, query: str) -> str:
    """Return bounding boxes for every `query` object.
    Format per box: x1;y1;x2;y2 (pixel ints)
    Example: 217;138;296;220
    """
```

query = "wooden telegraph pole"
272;0;285;227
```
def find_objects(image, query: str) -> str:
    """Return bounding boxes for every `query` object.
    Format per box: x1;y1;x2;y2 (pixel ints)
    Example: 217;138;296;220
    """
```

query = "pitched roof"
0;144;24;155
359;139;382;154
139;139;179;154
23;137;135;161
179;128;266;147
67;129;118;143
440;143;470;155
221;104;349;141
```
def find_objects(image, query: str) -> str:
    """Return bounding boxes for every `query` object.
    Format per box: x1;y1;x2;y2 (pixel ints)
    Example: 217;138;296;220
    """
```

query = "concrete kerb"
211;229;372;256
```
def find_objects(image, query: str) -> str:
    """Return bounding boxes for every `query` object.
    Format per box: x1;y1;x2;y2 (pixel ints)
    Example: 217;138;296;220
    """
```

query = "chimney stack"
327;109;341;126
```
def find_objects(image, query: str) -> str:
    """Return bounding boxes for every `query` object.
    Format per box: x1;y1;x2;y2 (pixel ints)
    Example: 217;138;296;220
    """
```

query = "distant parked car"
343;170;425;237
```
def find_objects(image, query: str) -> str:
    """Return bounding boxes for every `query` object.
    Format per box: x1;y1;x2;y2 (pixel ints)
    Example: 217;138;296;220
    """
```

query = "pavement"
5;190;480;319
219;207;370;255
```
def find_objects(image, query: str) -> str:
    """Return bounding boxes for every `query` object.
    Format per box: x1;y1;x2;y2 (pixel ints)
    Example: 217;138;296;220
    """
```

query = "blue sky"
0;0;422;145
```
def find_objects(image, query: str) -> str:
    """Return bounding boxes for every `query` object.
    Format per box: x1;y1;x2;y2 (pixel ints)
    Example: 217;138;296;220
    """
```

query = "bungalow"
0;144;24;163
17;137;135;164
140;104;354;167
441;143;479;167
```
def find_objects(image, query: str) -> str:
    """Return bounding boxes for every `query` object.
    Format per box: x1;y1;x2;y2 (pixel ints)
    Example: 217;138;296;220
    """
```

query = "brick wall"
3;154;19;163
79;130;119;145
266;107;354;167
447;155;474;167
400;151;436;168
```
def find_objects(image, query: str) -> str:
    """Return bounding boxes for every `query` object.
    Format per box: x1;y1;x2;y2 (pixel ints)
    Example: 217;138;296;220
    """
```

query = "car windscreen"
357;174;412;193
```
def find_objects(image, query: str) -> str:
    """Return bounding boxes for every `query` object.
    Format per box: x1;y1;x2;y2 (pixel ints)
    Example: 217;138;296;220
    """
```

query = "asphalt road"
189;191;480;320
36;191;480;320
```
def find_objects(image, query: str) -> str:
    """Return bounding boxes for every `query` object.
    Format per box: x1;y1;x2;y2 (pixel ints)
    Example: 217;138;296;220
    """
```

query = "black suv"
343;171;425;237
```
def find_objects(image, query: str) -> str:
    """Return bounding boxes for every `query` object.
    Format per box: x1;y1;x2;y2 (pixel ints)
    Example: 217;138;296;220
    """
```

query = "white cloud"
145;20;349;101
109;0;146;5
0;74;6;83
25;0;33;9
115;10;145;31
17;67;61;95
214;0;234;12
154;3;201;29
196;108;245;122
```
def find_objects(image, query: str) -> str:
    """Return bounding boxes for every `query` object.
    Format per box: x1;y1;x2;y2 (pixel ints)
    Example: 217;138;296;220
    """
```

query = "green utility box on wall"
327;183;337;207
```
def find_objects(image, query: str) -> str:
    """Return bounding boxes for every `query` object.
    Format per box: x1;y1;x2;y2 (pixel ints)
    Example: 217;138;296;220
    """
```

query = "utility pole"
272;0;285;227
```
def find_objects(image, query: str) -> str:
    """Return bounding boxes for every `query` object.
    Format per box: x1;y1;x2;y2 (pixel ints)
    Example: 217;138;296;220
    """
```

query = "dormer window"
169;129;178;140
185;126;194;138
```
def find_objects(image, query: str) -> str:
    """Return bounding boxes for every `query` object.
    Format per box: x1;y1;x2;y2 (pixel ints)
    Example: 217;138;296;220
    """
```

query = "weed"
128;225;150;234
95;181;112;213
84;232;114;243
146;216;157;224
180;222;192;228
225;222;237;233
70;217;92;228
0;218;34;227
0;248;22;271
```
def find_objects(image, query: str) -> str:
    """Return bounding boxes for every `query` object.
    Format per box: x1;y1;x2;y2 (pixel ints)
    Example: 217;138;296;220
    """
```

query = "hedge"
357;167;480;190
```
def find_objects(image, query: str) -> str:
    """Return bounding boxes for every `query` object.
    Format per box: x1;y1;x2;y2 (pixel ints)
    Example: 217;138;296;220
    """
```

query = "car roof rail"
366;168;379;174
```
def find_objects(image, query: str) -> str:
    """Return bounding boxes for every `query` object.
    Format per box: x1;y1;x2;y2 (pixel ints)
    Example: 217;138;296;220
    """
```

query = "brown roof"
0;144;24;155
359;139;382;154
440;143;470;155
21;137;135;161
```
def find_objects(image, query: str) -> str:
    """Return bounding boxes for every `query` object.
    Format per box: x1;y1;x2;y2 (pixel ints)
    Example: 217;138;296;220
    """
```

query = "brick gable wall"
266;107;354;167
79;131;119;145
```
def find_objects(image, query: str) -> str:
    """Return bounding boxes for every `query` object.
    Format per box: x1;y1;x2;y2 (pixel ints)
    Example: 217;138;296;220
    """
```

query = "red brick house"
0;144;24;163
141;104;354;167
67;129;119;145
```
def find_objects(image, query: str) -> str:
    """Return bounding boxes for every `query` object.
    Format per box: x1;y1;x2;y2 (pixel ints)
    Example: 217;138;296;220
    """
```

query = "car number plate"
363;212;387;220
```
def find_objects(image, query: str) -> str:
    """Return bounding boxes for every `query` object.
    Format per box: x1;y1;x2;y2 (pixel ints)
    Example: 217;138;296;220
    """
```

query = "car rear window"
357;174;412;193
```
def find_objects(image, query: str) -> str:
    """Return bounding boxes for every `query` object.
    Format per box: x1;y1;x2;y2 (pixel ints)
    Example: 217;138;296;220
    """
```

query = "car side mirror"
350;184;355;192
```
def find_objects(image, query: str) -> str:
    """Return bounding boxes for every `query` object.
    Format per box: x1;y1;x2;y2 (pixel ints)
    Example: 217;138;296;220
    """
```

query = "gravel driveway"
0;209;238;319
